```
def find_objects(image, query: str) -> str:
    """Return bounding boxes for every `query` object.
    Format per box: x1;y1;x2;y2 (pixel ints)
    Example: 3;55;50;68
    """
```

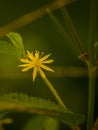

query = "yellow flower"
18;50;54;81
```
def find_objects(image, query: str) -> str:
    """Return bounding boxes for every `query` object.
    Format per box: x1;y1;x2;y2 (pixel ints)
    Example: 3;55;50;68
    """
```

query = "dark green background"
0;0;97;129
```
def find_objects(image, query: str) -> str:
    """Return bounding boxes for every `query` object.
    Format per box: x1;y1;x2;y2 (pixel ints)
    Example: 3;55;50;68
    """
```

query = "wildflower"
18;50;54;81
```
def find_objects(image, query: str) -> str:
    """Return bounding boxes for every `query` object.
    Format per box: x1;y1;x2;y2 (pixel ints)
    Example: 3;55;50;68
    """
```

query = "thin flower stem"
87;66;96;130
42;76;67;110
60;7;85;54
87;0;97;129
43;77;80;130
46;8;80;55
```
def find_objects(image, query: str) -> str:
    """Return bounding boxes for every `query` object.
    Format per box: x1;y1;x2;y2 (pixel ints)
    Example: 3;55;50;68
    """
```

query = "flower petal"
18;64;31;67
18;50;54;80
40;64;54;72
27;51;34;61
39;54;51;62
42;59;54;63
32;67;37;81
39;68;46;78
20;58;31;63
21;66;32;72
35;51;39;60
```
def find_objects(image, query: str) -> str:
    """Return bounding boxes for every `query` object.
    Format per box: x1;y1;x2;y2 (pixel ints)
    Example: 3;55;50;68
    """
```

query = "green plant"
0;0;97;129
0;32;85;130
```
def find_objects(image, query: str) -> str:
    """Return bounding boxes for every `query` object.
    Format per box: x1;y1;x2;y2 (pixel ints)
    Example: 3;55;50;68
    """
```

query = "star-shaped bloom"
18;50;54;81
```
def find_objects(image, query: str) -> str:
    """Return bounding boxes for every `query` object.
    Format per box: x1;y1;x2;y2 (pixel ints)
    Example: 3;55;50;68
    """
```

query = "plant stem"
0;0;75;38
87;66;96;130
87;0;97;129
60;7;85;55
42;77;67;110
42;77;81;130
46;8;80;55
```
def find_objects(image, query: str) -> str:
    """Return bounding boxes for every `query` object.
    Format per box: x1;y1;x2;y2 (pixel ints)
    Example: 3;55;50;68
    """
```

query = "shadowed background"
0;0;97;130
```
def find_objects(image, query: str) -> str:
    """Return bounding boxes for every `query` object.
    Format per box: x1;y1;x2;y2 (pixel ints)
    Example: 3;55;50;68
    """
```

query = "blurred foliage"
22;116;59;130
0;93;85;127
0;0;97;130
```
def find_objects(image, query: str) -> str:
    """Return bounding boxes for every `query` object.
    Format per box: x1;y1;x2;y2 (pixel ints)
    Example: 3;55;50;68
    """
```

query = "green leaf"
6;32;25;58
0;93;85;127
22;116;59;130
0;41;18;56
0;32;25;58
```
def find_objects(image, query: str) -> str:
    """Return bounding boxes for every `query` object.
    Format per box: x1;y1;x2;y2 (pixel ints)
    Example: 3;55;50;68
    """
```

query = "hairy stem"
43;77;81;130
42;77;67;110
